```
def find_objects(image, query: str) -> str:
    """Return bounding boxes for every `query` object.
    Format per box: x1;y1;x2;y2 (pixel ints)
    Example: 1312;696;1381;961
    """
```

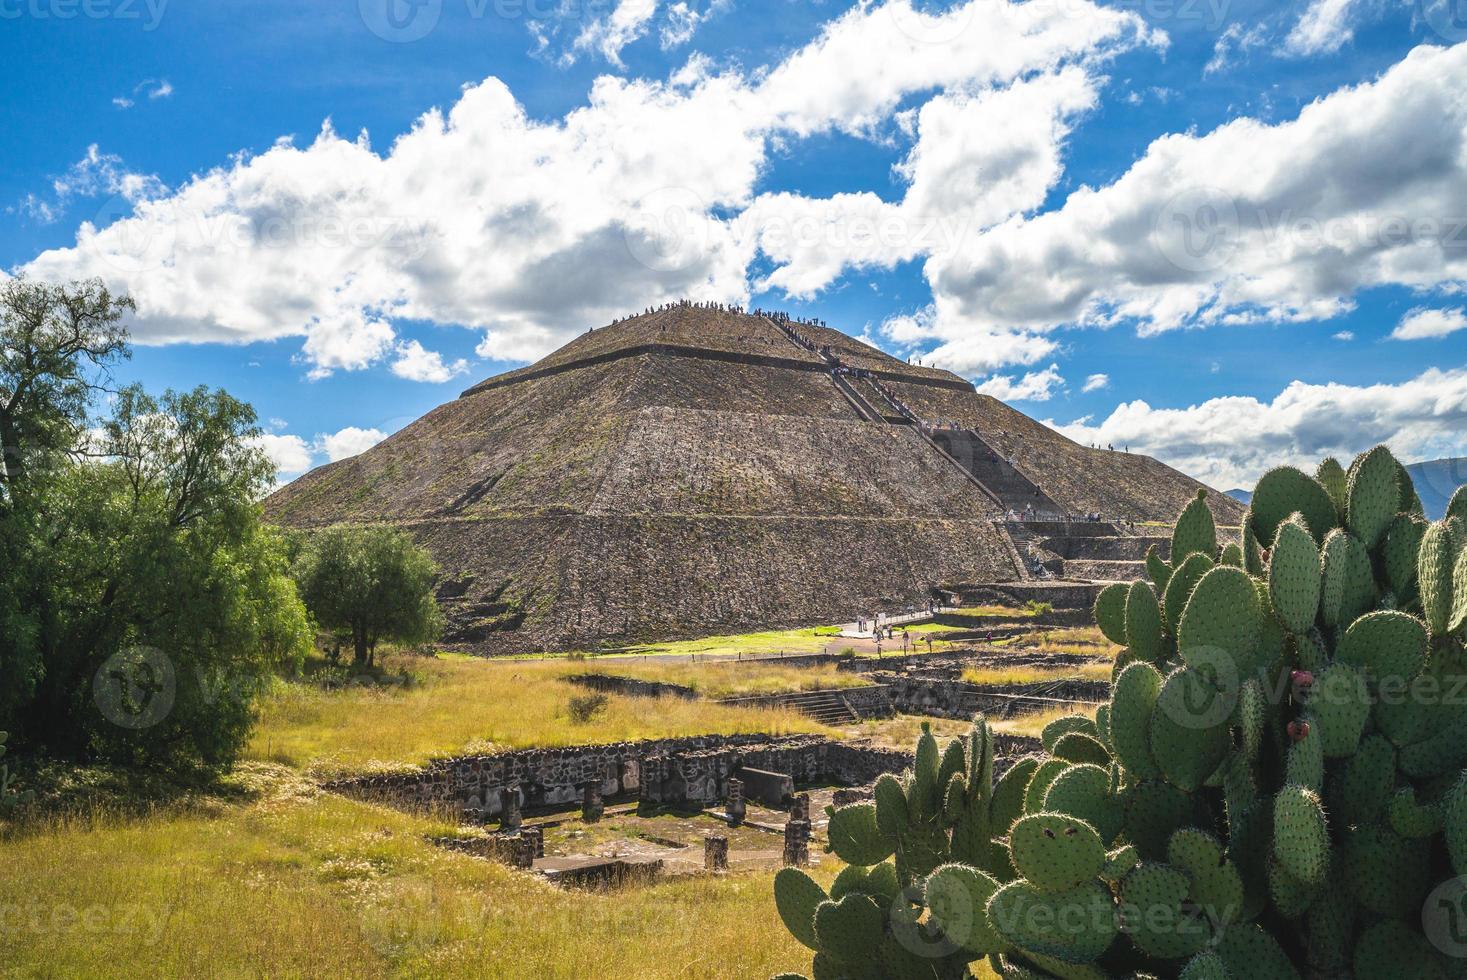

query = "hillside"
267;304;1242;651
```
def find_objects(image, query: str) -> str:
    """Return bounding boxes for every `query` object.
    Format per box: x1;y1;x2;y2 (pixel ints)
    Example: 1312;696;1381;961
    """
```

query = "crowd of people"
605;299;829;330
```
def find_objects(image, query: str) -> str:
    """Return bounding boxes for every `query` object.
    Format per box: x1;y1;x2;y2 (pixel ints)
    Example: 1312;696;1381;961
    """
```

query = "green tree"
292;526;444;667
0;279;312;769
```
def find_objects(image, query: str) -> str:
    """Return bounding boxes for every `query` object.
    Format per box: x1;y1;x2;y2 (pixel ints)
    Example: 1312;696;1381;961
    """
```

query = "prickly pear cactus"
772;446;1467;979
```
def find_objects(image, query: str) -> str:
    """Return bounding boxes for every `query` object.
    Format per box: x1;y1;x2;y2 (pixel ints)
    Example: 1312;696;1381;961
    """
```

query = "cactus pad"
987;878;1118;965
1177;566;1262;680
1052;732;1111;767
1041;715;1099;754
1025;759;1071;815
1172;490;1218;566
1335;610;1427;685
1167;828;1243;928
1214;923;1301;980
774;867;827;951
1308;662;1370;758
1386;786;1442;838
1268;856;1317;918
1120;862;1209;959
1345;445;1400;549
1316;456;1348;518
923;864;1004;957
1342;824;1431;917
1163;552;1215;633
827;803;893;867
1094;583;1130;646
813;894;885;963
1044;764;1123;845
1419;520;1458;635
1250;466;1339;545
1383;514;1425;596
1284;721;1324;792
1127;581;1166;663
1273;785;1328;887
1330;734;1395;827
1320;529;1375;629
1122;780;1192;861
1150;667;1232;792
1110;661;1163;780
1268;515;1321;634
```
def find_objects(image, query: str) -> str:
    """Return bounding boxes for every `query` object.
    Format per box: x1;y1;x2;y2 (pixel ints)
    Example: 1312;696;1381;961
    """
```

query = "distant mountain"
1407;457;1467;519
1225;458;1464;519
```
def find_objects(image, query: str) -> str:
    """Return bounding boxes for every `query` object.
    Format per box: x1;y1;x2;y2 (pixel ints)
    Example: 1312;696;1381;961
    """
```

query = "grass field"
0;766;827;979
246;655;829;776
960;662;1111;687
577;660;872;699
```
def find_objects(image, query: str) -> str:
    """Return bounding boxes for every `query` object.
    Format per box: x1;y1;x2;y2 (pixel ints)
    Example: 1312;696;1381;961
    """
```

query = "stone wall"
326;733;912;819
566;673;698;700
716;685;897;718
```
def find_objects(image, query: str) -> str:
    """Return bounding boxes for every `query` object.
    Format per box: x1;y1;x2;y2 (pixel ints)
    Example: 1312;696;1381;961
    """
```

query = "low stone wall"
878;676;1108;721
326;733;912;819
566;673;698;700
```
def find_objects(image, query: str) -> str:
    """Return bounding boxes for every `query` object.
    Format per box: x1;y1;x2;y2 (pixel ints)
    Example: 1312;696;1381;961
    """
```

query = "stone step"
1039;535;1170;561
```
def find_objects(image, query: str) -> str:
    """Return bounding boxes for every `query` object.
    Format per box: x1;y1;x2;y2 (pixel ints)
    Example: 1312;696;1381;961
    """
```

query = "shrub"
0;731;33;815
772;448;1467;978
567;693;608;724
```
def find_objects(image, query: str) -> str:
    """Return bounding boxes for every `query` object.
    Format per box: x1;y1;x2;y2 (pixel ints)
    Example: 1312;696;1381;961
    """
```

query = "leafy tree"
0;278;312;769
292;526;444;667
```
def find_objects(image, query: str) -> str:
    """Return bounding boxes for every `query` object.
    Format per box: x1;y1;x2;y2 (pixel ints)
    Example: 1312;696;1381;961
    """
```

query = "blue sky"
4;0;1467;488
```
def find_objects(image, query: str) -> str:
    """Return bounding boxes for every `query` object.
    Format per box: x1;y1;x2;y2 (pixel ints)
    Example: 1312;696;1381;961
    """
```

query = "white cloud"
254;432;313;478
1048;367;1467;489
660;0;729;48
1285;0;1369;57
20;0;1151;378
929;43;1467;339
390;339;470;383
1082;373;1110;392
16;145;166;225
315;426;387;462
880;302;1059;377
1333;330;1355;341
569;0;660;66
974;363;1065;402
1391;306;1467;340
113;78;174;110
1205;22;1269;75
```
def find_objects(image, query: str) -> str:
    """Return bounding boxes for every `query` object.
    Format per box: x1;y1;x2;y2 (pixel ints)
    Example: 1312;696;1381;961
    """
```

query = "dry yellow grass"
579;659;871;699
0;767;826;979
960;661;1111;687
989;703;1099;739
247;655;829;777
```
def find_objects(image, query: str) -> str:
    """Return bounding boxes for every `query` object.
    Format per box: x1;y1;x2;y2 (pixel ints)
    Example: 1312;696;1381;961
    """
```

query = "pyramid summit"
265;302;1242;651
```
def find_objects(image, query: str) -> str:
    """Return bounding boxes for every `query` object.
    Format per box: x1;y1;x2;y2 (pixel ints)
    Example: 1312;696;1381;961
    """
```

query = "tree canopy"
292;525;444;667
0;278;311;768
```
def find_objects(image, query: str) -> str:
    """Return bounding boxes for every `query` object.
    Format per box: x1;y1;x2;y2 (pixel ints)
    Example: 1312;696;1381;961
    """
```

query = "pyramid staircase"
781;690;863;725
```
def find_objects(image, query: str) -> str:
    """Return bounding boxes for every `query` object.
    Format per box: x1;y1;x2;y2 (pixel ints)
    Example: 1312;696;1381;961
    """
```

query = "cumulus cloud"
20;0;1151;378
1391;306;1467;340
930;43;1467;340
390;339;470;383
1285;0;1370;56
1048;367;1467;489
569;0;660;66
315;426;388;462
1333;330;1355;341
974;363;1064;402
16;145;166;225
660;0;729;48
1082;373;1110;392
253;432;313;479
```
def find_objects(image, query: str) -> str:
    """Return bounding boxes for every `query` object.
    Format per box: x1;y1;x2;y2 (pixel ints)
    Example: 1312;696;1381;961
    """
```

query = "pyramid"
265;304;1243;651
